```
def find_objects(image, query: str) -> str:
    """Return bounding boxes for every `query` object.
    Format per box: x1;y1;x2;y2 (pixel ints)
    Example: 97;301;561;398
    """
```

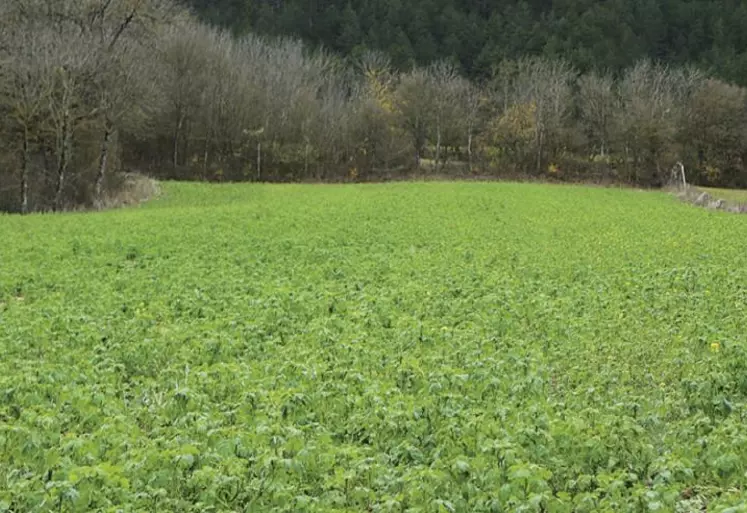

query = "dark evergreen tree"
181;0;747;84
337;4;362;53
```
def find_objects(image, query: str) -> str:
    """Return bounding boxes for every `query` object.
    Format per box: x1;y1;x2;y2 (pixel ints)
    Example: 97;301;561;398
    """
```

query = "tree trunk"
435;125;442;171
304;143;310;178
95;124;112;206
173;115;183;169
414;121;422;169
256;141;261;181
467;129;473;173
54;115;71;212
20;126;30;214
202;135;210;179
536;128;544;174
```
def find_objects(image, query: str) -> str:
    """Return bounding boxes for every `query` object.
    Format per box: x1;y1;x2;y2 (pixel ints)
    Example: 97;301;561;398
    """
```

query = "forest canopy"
184;0;747;85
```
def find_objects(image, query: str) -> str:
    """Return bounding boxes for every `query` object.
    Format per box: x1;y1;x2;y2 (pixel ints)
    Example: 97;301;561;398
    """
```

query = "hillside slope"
185;0;747;83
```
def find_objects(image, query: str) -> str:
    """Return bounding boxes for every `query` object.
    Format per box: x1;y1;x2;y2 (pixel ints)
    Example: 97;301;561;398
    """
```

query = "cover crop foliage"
2;182;747;511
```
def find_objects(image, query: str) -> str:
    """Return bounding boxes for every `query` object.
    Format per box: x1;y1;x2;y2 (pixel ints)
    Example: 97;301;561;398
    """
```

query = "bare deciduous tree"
158;23;213;171
615;61;701;184
426;61;462;170
462;80;483;172
0;19;56;213
684;78;747;185
578;72;617;158
38;26;100;211
1;0;187;212
482;58;575;174
395;68;432;168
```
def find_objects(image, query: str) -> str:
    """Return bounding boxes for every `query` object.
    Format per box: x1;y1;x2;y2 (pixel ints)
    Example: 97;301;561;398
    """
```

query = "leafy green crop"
2;182;747;512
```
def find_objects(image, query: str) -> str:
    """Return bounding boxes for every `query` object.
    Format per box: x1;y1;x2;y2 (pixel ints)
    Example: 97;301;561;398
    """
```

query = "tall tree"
337;3;362;54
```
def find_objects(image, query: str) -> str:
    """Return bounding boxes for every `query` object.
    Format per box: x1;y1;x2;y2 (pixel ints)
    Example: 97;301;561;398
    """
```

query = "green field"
2;182;747;512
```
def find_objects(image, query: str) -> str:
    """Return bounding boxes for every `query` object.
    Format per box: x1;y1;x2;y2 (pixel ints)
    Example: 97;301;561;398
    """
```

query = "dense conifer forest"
186;0;747;84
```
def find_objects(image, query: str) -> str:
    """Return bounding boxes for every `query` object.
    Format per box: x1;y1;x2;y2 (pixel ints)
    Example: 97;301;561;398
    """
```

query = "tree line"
185;0;747;86
2;0;747;213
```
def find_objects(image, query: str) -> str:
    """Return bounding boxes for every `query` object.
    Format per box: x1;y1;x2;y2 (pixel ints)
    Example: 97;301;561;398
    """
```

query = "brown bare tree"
578;72;617;158
0;19;56;213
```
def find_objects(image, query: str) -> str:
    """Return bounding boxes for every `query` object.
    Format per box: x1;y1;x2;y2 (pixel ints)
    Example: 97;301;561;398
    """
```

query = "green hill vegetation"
185;0;747;85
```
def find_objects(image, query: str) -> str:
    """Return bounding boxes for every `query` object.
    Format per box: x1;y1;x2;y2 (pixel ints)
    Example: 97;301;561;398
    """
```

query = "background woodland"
3;0;747;212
